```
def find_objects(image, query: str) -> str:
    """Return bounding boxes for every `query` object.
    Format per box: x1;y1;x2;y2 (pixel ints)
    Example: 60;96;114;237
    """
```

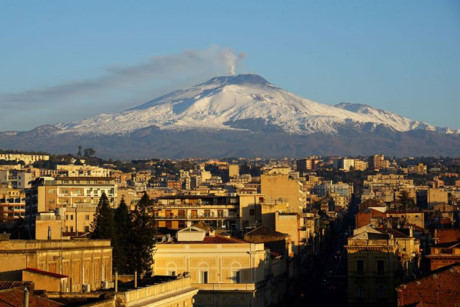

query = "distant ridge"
0;74;459;158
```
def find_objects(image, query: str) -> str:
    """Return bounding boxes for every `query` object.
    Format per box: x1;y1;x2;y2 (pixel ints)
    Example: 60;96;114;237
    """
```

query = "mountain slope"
56;74;455;136
1;74;459;158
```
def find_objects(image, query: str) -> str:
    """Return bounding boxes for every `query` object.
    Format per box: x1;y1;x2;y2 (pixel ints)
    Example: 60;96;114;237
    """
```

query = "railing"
156;214;238;220
121;276;195;304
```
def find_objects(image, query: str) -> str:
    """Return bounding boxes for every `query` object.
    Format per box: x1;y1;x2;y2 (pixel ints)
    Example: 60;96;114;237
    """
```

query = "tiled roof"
24;268;68;279
0;287;63;307
244;226;287;238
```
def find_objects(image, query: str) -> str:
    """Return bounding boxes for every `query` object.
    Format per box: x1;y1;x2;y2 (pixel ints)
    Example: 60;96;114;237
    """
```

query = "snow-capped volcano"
56;74;454;136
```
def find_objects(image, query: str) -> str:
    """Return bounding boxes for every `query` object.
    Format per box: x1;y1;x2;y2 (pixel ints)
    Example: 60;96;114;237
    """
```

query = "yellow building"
0;153;49;165
26;176;116;236
0;186;26;222
154;227;286;306
345;225;420;306
154;195;240;230
228;164;240;178
114;276;198;307
427;188;448;208
261;173;305;213
0;239;112;293
35;203;97;239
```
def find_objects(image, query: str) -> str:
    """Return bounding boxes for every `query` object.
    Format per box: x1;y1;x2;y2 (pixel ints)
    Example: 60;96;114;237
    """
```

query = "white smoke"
0;46;247;106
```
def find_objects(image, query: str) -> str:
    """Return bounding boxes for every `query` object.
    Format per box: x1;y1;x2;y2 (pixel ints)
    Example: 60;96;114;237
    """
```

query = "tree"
84;148;96;158
90;193;114;239
398;190;415;210
113;198;132;274
130;192;156;276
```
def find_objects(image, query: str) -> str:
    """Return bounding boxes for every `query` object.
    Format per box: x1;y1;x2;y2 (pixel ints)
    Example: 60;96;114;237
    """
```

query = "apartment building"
154;195;240;230
0;186;26;222
345;225;420;306
261;173;305;213
25;177;116;235
0;153;49;165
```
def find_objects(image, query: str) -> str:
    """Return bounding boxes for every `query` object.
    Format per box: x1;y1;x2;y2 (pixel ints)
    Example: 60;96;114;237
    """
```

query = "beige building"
35;203;97;239
345;225;420;306
0;186;26;222
261;173;305;213
0;239;112;293
154;195;240;230
228;164;240;178
0;153;49;165
427;188;448;208
26;176;116;236
154;227;286;306
56;164;112;177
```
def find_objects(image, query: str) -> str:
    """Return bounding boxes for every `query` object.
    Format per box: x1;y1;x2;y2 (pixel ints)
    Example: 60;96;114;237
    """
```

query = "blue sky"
0;0;459;130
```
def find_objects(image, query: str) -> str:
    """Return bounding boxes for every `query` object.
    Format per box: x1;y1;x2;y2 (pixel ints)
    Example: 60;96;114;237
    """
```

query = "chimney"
24;286;29;307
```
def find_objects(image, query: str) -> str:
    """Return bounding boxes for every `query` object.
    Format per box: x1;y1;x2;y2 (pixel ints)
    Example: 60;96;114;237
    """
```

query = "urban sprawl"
0;151;459;306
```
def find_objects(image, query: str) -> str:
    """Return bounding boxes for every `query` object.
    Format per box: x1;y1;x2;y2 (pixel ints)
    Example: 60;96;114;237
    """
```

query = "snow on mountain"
56;74;456;136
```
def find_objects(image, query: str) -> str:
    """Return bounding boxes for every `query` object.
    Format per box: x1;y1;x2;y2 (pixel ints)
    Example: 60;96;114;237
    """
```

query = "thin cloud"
0;46;246;108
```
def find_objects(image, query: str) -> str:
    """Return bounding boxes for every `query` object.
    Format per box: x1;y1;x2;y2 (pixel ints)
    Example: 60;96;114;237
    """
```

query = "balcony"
156;214;238;220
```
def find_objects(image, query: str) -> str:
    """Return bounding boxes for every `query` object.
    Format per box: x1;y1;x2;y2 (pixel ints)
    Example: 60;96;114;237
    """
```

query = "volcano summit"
1;74;459;158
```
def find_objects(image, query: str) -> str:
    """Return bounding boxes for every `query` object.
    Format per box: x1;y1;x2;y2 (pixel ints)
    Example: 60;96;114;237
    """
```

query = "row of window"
356;260;385;274
65;214;91;221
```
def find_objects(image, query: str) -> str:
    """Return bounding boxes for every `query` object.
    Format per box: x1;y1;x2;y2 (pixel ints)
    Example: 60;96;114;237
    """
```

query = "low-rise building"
345;225;420;306
0;238;112;292
154;227;287;306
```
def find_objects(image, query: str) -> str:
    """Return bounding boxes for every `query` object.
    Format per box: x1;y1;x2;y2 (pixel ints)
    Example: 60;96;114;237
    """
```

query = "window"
357;285;364;298
249;209;255;216
357;260;364;274
168;271;176;276
217;210;224;218
377;260;384;274
70;226;74;232
377;285;385;297
84;226;90;232
85;215;90;221
200;271;208;284
70;215;74;220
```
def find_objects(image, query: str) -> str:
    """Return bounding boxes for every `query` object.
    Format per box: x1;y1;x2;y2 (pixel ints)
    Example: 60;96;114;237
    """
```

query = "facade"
0;153;49;165
154;227;286;306
427;241;460;271
0;239;112;292
369;154;389;170
345;225;420;306
296;158;319;172
0;170;33;189
0;186;26;222
35;203;98;239
25;176;116;235
114;276;198;307
154;195;240;230
261;173;305;213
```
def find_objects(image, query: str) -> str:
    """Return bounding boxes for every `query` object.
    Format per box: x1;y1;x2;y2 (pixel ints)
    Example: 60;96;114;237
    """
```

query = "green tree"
398;190;415;210
113;198;132;274
90;193;114;239
130;192;156;276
